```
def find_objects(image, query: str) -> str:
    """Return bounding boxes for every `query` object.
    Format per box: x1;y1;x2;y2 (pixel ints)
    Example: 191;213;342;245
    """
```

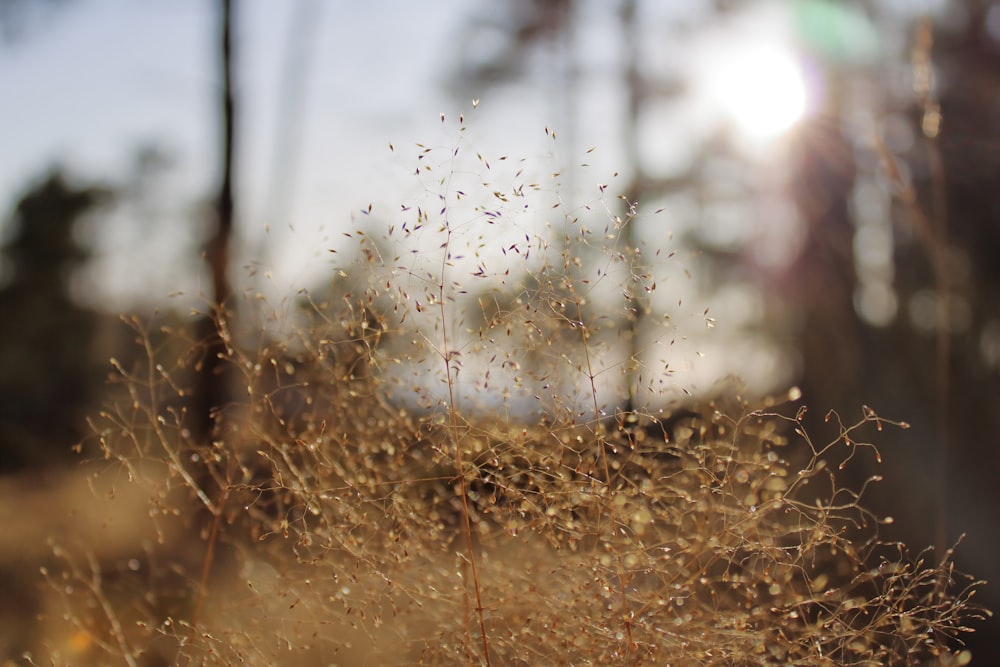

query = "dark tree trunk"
194;0;236;442
213;0;235;310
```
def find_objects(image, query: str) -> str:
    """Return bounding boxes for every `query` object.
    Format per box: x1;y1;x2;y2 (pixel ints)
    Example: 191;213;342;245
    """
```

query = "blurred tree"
449;0;999;656
0;0;73;43
449;0;572;89
0;169;111;472
876;5;1000;659
450;0;689;416
191;0;238;443
726;3;1000;658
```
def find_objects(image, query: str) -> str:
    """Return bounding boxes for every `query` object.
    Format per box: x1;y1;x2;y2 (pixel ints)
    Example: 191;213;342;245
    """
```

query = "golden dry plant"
33;113;985;666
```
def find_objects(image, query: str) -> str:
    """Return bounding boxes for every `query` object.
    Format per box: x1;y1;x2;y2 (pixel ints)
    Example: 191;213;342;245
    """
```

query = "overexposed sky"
0;0;796;305
0;0;917;399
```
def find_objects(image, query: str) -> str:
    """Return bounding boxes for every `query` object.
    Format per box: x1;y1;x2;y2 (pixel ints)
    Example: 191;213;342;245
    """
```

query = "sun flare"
714;45;808;139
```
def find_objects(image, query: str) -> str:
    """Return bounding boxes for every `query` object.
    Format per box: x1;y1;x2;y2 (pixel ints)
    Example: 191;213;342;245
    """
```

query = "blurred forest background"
1;0;999;662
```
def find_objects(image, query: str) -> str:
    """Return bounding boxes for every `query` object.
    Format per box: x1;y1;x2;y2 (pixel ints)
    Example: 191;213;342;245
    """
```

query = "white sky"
0;0;745;305
1;0;487;302
0;0;918;401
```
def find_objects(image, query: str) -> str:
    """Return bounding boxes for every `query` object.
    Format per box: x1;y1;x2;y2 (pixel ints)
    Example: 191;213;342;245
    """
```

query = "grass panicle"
40;115;986;666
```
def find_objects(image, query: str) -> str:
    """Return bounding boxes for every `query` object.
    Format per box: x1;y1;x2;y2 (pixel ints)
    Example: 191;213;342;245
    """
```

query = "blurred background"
1;0;998;662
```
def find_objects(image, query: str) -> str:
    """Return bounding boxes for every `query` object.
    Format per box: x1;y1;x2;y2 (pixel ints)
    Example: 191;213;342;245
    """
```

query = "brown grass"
29;114;986;666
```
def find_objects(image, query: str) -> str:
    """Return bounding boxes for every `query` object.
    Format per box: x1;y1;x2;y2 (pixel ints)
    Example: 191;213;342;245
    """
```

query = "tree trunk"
194;0;236;442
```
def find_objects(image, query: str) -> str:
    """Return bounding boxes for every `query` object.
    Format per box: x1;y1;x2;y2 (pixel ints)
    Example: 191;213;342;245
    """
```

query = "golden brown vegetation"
32;119;985;666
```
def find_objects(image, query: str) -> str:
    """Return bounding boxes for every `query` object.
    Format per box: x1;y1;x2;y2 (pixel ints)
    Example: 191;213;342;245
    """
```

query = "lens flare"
714;45;808;139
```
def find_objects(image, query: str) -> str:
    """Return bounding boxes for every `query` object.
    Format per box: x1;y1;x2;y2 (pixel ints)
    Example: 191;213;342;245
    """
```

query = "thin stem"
135;324;214;513
86;551;139;667
575;299;635;658
912;16;950;562
438;226;492;666
192;479;231;626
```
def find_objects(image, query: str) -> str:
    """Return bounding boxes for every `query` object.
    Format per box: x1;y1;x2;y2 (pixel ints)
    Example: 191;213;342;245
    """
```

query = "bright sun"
713;45;808;139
